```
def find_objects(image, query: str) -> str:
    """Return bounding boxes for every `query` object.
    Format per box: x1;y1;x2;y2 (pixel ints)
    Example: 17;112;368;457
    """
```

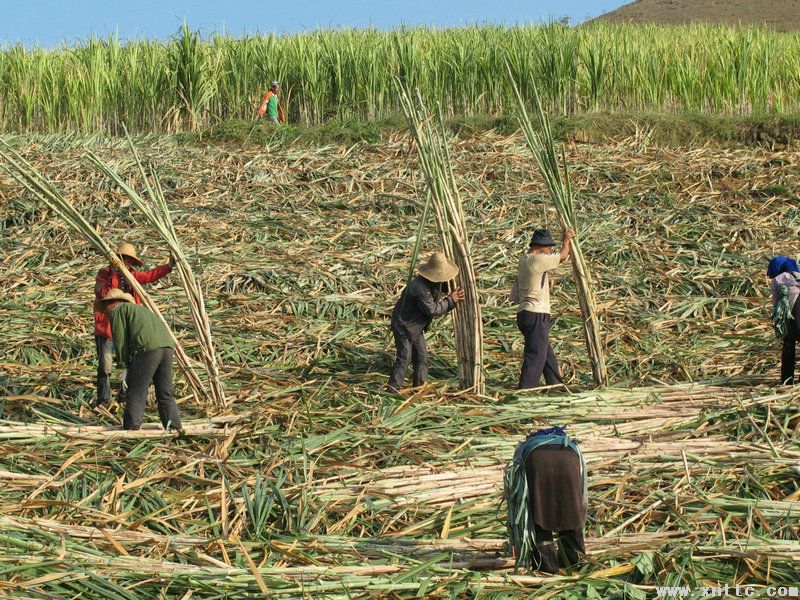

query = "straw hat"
116;242;143;266
98;288;134;304
418;251;459;283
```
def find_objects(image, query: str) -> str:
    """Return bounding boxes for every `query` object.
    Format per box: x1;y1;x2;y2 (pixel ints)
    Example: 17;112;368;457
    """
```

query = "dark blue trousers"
517;311;562;390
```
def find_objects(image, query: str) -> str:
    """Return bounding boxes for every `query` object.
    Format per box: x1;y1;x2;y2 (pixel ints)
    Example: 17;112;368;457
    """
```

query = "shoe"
385;385;401;394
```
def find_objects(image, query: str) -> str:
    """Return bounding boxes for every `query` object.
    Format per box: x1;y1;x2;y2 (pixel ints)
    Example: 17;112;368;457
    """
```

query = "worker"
94;243;174;409
97;288;182;432
257;81;285;124
768;256;800;385
505;426;587;573
510;228;574;390
387;251;465;392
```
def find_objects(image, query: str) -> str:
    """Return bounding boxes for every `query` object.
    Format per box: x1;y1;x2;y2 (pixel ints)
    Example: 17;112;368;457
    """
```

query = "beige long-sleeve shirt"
511;253;561;314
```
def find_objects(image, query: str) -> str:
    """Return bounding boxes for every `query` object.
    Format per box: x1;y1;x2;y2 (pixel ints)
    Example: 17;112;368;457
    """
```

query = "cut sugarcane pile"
0;380;797;597
0;413;244;442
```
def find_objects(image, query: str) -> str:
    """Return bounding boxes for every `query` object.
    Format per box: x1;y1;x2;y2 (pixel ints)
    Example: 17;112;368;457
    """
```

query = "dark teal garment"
505;429;586;570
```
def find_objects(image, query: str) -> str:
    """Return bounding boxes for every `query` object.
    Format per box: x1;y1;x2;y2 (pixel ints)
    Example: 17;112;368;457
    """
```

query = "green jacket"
109;303;174;367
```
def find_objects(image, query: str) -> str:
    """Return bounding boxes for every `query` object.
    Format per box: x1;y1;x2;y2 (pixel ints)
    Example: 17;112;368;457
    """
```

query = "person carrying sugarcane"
505;426;587;574
387;251;465;393
94;242;174;409
97;289;183;432
768;256;800;385
257;81;285;124
510;228;574;390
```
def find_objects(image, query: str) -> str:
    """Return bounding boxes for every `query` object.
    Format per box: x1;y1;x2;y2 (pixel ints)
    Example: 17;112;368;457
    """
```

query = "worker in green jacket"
97;289;183;432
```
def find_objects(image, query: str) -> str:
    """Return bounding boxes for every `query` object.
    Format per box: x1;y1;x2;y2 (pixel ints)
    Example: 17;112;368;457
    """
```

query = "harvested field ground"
0;129;799;597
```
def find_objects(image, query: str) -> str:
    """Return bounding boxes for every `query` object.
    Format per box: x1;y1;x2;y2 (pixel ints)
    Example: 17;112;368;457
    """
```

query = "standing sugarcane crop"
93;242;174;409
97;289;183;432
387;252;465;393
768;256;800;385
510;228;574;390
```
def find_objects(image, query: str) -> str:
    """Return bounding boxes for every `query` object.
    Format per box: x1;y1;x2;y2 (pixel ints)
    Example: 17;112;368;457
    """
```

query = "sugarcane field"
1;12;800;600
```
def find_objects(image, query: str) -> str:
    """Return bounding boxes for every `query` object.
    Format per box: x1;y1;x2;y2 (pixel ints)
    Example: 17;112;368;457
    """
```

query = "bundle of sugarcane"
86;135;226;408
0;141;212;407
396;82;484;394
0;415;243;442
508;70;608;386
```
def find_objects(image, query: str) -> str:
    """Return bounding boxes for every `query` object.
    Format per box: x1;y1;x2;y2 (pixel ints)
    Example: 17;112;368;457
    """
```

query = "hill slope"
592;0;800;30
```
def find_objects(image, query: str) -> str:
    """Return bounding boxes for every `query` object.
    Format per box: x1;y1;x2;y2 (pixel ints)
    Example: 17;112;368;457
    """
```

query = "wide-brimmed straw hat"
98;288;135;304
116;242;143;266
418;251;459;283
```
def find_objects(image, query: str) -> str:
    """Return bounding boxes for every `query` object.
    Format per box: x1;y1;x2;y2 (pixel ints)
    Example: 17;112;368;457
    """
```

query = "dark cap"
530;228;556;247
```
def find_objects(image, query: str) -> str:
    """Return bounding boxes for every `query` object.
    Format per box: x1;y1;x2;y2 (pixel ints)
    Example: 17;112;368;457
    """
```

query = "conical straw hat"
116;242;143;266
418;251;459;283
98;288;135;304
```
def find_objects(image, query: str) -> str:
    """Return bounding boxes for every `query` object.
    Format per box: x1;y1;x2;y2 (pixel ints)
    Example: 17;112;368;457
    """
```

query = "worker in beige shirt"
510;228;573;389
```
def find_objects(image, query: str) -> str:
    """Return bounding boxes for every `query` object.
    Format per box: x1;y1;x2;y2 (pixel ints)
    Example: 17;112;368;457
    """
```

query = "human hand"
564;228;575;241
168;255;177;269
451;288;466;303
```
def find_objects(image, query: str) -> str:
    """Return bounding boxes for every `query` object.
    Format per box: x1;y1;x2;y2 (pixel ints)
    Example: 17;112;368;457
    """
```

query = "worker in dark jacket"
97;289;183;432
388;251;465;392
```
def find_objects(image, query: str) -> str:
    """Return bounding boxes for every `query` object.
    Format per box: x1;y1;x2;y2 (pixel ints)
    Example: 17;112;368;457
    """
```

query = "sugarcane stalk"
85;133;226;408
396;81;484;394
507;66;608;386
0;140;213;407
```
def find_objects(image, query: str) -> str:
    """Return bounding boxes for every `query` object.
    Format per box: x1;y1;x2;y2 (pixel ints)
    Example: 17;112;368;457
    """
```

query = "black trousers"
124;348;182;431
95;335;114;405
781;300;800;385
388;322;428;390
532;524;585;574
517;311;562;390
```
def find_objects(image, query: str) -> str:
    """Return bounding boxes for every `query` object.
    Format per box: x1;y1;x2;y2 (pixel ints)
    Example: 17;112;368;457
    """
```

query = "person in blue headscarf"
768;256;800;384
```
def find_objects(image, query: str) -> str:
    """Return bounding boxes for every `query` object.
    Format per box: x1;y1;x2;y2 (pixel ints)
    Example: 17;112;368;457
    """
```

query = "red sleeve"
95;268;113;300
132;264;172;284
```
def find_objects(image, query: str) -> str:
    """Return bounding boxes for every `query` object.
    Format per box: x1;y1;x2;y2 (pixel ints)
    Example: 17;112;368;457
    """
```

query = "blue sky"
1;1;628;47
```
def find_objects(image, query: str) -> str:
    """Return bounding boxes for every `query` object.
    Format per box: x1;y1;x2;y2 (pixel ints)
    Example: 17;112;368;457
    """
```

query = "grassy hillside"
3;23;800;134
593;0;800;30
0;130;798;596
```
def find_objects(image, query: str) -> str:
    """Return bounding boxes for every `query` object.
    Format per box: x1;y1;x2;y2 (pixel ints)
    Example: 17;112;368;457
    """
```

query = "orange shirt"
257;91;285;121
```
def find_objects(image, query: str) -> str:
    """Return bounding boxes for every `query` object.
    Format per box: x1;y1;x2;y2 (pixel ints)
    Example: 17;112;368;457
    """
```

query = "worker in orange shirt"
257;81;285;124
